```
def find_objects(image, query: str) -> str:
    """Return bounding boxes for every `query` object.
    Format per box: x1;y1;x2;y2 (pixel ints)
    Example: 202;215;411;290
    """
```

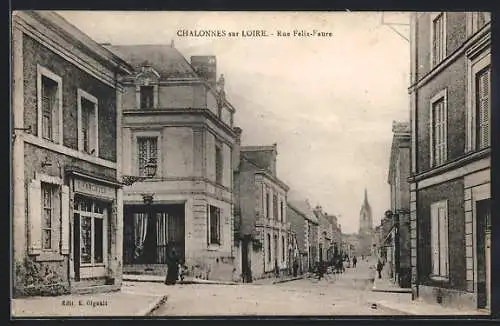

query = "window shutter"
28;180;42;255
478;69;490;148
61;185;70;255
439;204;449;277
430;203;439;276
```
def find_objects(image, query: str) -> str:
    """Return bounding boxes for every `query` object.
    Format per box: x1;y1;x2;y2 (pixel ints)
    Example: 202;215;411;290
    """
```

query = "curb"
141;295;168;316
123;277;238;286
272;276;304;284
368;301;416;316
371;287;413;294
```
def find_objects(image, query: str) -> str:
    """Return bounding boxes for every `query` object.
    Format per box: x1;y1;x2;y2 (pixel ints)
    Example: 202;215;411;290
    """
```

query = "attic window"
140;86;154;109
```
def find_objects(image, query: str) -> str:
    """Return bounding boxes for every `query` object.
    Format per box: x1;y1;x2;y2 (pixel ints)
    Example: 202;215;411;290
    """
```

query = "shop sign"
74;178;115;199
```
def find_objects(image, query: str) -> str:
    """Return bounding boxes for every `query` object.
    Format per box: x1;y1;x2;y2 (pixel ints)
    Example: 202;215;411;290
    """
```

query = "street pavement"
146;258;410;316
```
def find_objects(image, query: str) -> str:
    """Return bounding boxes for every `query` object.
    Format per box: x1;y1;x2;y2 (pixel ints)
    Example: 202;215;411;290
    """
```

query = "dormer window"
140;86;154;109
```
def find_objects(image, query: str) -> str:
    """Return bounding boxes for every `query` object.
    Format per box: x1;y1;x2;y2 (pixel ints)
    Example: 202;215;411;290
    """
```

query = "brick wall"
23;35;117;162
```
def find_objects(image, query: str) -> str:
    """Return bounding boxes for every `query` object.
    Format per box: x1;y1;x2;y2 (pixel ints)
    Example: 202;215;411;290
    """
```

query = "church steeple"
358;188;374;256
364;188;368;205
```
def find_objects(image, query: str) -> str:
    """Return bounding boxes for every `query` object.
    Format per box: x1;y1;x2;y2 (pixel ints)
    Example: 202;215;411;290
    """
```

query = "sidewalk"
368;295;489;316
11;289;167;317
123;274;238;285
372;277;412;293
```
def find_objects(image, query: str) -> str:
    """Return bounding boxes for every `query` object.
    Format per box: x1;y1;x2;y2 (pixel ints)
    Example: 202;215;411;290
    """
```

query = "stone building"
409;12;491;311
358;189;374;257
287;195;319;273
386;121;411;288
233;143;290;281
12;11;132;296
104;43;240;281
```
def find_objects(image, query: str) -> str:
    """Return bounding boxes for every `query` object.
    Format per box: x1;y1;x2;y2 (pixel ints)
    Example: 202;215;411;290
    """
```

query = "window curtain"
134;212;148;260
156;212;168;264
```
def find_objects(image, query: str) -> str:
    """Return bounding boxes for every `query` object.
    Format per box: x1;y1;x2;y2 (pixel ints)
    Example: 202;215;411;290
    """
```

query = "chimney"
190;55;217;89
232;127;243;172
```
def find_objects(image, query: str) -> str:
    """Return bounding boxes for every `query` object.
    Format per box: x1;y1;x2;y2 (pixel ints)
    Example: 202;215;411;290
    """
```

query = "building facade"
108;44;239;281
386;121;411;288
358;189;374;257
409;12;491;311
233;144;290;281
287;198;319;272
12;11;132;296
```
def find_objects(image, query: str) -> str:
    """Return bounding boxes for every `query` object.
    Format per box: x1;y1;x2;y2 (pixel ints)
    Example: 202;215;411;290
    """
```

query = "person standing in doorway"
165;246;179;285
352;256;357;268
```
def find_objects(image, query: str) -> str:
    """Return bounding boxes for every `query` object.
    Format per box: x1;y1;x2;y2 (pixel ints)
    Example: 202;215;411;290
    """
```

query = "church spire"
364;188;368;205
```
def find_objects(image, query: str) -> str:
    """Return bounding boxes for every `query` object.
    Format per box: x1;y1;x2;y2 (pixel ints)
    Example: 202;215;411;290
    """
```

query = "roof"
287;197;318;224
103;44;198;79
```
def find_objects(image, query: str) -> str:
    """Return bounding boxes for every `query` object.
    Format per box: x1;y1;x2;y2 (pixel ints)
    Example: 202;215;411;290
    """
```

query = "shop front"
67;170;122;290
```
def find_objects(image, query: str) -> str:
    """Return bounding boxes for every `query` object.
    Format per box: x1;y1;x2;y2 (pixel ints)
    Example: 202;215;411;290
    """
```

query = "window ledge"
207;244;221;251
430;275;449;282
33;251;65;262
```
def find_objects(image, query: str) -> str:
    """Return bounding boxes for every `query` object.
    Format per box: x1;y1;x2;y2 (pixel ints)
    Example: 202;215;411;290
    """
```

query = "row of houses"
374;12;491;313
11;11;343;297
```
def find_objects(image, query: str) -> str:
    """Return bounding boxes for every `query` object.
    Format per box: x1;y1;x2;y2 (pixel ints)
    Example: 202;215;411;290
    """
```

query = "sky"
57;11;411;234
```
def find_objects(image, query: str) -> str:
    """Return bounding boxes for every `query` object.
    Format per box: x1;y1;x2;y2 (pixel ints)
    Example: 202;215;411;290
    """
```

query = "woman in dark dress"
165;247;179;285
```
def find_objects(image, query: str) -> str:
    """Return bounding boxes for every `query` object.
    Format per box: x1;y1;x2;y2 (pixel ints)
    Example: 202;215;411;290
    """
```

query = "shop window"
74;197;107;266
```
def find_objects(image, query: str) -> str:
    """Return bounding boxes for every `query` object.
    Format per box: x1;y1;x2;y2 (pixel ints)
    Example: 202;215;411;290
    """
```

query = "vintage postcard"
11;10;491;318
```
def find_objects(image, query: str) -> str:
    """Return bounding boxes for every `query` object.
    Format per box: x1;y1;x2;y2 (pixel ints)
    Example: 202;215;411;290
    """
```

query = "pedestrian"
352;256;357;268
376;258;384;279
292;259;298;277
165;246;179;285
274;260;280;279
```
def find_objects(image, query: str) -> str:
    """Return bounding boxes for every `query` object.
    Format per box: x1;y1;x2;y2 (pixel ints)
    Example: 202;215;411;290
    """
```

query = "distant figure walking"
352;256;357;268
292;259;299;277
165;247;179;285
274;260;280;279
376;259;384;279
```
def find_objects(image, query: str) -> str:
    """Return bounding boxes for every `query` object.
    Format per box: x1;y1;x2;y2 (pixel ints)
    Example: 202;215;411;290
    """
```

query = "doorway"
241;235;252;282
476;198;491;310
123;203;185;265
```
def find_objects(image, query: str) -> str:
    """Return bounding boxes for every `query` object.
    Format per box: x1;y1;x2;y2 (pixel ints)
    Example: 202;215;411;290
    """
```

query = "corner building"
12;11;132;296
409;12;491;311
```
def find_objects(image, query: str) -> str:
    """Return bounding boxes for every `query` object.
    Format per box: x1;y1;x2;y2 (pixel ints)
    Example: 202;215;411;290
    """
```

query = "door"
476;199;490;309
241;235;252;282
73;213;80;281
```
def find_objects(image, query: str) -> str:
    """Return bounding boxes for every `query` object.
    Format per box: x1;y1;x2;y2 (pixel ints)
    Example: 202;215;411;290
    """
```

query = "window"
137;137;158;177
282;236;285;263
78;89;99;156
430;200;449;279
208;205;221;245
430;91;447;167
266;192;271;219
140;86;154;109
37;66;62;144
274;234;278;263
273;194;279;220
41;183;55;250
267;233;271;263
215;140;223;184
74;197;106;266
431;13;446;67
280;201;284;222
469;12;491;36
476;67;491;149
